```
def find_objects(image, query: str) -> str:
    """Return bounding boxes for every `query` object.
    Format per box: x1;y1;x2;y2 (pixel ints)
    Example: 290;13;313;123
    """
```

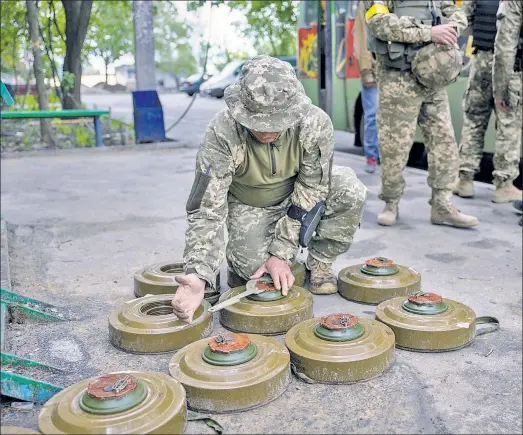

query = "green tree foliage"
211;46;250;72
188;0;297;57
2;0;200;102
0;1;28;77
38;0;66;89
153;1;197;80
230;1;297;56
86;1;133;84
0;1;27;75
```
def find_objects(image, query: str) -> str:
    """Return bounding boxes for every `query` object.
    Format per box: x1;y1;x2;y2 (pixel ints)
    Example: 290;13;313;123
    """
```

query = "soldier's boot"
306;255;337;295
454;179;474;198
377;201;399;226
430;191;479;228
492;184;523;203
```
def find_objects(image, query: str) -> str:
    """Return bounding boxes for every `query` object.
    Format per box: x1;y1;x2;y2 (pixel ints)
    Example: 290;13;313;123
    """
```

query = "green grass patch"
14;93;61;111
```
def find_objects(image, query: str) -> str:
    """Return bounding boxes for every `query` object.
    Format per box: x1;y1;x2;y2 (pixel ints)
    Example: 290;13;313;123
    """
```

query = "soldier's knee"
330;166;368;210
348;178;368;210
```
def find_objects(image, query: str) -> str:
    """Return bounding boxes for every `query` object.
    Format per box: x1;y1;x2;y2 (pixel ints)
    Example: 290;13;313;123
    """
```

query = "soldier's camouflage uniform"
183;56;367;290
459;0;522;188
493;0;522;185
364;1;468;209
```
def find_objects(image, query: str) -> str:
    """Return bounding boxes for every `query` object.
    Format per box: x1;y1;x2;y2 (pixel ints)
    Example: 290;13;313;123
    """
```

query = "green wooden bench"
0;109;111;147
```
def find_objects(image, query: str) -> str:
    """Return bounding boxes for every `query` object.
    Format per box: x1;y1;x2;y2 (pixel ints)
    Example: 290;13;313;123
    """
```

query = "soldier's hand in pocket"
431;24;457;46
250;256;295;296
171;274;206;323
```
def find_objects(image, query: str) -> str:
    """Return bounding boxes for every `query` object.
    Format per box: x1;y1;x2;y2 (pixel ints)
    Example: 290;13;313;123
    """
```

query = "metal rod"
94;116;103;147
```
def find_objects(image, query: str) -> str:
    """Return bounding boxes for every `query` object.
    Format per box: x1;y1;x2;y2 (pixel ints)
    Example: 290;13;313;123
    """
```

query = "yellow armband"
366;3;390;23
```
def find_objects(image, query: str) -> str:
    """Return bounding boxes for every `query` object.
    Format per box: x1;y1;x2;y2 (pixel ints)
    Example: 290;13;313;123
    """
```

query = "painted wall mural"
298;25;319;79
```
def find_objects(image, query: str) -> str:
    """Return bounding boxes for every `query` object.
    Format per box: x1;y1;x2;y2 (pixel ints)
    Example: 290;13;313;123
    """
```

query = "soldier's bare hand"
431;24;457;46
250;256;295;296
362;77;376;88
171;274;206;323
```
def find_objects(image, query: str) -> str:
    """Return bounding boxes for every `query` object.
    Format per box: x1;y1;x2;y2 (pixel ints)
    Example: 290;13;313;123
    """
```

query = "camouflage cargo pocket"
186;171;211;213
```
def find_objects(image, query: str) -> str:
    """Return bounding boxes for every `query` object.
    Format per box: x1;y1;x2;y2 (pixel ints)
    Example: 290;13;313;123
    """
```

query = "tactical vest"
367;0;445;70
472;0;499;52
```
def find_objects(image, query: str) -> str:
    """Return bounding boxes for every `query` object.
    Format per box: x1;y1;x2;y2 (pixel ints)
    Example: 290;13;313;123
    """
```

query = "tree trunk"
25;0;54;145
104;57;110;85
133;1;156;90
61;0;93;109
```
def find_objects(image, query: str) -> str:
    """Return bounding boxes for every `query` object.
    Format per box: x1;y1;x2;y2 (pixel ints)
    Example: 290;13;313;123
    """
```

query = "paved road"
1;144;521;433
82;91;360;153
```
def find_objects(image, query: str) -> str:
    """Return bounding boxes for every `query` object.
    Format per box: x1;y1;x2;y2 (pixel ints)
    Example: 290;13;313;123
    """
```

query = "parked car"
179;73;211;96
200;59;248;99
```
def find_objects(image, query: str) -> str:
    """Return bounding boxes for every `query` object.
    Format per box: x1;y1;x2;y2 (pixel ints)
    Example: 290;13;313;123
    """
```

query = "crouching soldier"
171;55;368;323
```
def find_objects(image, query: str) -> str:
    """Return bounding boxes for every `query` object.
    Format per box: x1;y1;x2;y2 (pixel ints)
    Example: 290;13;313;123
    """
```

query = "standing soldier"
171;56;367;323
492;0;522;206
455;0;522;203
364;0;479;228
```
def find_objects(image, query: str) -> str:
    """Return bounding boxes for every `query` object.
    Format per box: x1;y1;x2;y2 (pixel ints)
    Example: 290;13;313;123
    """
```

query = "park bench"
0;109;111;147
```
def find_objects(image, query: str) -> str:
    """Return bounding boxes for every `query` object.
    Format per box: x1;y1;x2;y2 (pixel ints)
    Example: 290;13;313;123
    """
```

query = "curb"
1;218;11;291
1;140;190;160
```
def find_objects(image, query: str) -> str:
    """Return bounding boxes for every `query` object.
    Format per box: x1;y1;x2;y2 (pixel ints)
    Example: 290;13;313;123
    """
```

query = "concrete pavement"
0;144;521;433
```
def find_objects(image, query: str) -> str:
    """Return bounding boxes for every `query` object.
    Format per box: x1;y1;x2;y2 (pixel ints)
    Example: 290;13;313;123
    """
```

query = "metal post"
94;117;103;147
324;0;333;119
133;1;156;90
318;2;326;112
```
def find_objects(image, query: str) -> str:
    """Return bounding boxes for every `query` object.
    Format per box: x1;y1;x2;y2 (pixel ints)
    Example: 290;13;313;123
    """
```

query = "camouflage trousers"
226;165;367;281
376;61;458;203
459;50;522;187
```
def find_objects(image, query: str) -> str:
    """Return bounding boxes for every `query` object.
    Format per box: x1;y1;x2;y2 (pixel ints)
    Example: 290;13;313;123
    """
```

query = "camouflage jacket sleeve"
440;0;468;35
460;0;476;28
355;0;376;82
183;110;236;290
493;0;522;100
268;106;334;262
364;0;433;43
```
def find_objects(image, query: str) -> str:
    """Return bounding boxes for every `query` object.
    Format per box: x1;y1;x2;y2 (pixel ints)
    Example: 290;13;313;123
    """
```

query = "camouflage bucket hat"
411;43;463;89
224;55;312;132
